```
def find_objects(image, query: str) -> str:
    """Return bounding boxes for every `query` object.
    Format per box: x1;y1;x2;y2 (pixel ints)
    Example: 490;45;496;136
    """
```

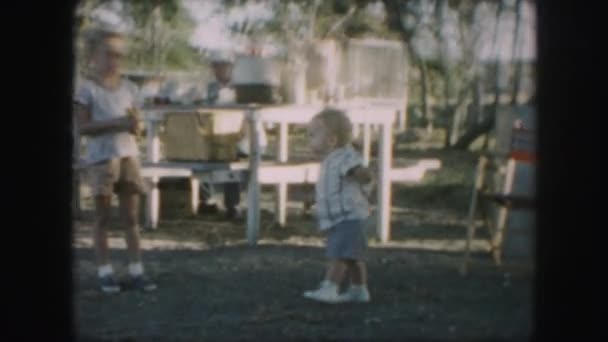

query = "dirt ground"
73;134;534;341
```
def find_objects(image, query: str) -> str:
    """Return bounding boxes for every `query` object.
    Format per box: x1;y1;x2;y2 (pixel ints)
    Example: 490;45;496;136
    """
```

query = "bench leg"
275;121;289;227
190;177;199;216
461;156;488;276
275;182;287;226
352;123;361;139
461;189;479;276
146;177;160;229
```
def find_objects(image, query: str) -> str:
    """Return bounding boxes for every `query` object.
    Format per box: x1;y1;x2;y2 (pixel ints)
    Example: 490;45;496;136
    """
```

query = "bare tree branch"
323;4;358;38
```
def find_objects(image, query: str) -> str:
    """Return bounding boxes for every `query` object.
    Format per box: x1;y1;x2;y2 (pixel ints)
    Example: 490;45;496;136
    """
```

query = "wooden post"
492;157;516;265
275;121;289;226
247;107;261;245
377;121;393;243
461;156;488;276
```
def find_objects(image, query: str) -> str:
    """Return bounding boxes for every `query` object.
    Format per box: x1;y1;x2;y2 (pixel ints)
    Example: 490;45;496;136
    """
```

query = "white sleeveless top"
74;78;140;164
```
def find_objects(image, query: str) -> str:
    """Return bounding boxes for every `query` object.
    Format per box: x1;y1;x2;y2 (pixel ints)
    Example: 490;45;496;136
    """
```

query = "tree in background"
74;0;535;151
382;0;534;150
75;0;199;73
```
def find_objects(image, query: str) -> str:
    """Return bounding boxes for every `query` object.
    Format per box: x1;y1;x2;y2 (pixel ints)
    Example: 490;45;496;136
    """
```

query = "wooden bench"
74;156;441;243
142;104;400;244
138;159;441;230
74;104;438;244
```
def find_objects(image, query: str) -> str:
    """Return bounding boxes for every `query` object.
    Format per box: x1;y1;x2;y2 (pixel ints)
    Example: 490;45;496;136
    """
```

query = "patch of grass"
392;138;478;214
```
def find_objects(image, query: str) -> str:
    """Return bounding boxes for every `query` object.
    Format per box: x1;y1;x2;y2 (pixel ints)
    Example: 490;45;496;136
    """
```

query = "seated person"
199;50;268;220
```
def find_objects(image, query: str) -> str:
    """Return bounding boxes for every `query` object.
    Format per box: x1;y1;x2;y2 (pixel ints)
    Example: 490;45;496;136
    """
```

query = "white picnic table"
140;103;439;245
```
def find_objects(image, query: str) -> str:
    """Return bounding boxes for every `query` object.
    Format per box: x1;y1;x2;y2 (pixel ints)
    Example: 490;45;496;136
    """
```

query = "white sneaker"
303;280;340;304
336;285;371;303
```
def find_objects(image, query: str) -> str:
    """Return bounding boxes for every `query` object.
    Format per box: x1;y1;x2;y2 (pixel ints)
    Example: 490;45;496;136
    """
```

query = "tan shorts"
87;157;147;197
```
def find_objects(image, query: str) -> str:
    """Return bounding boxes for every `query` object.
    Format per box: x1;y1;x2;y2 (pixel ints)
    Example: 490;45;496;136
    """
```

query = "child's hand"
346;164;377;203
346;165;373;185
126;108;143;136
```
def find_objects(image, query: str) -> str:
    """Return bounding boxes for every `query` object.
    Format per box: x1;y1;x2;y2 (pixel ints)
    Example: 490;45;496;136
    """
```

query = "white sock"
128;262;144;277
98;264;114;278
321;280;338;293
351;284;368;291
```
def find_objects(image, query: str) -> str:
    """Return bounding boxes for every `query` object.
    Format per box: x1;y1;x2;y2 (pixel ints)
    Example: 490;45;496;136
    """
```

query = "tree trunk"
308;0;321;40
473;75;483;124
448;83;473;146
435;0;467;148
381;0;427;134
448;0;483;147
484;0;505;150
490;0;505;116
454;0;506;153
452;114;495;150
420;58;432;135
436;0;450;145
435;0;487;149
403;37;430;135
510;0;524;105
404;32;430;135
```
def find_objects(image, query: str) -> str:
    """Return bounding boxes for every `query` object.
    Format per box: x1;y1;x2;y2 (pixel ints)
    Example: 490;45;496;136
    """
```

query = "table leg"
146;120;160;163
275;122;289;226
145;118;161;229
247;108;261;245
377;123;393;243
146;176;160;229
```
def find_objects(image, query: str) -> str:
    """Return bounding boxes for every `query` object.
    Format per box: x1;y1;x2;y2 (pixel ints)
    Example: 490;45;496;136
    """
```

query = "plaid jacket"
315;144;370;230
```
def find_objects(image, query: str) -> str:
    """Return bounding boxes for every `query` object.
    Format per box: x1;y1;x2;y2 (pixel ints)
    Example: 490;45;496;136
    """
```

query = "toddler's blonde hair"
312;108;353;147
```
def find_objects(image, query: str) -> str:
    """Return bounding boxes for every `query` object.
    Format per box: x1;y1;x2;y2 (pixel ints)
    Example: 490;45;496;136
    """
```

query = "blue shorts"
325;219;368;261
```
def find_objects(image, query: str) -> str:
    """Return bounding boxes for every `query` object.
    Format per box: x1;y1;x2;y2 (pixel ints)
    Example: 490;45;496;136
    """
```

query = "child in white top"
303;108;373;303
74;27;155;293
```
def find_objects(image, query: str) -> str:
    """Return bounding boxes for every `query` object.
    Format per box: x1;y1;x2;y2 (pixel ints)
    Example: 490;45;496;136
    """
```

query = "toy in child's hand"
126;107;144;137
151;96;171;105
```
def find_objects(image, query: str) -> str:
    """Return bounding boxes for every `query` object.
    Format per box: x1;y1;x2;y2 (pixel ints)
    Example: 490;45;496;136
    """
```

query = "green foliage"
343;7;395;38
164;39;202;70
127;0;180;25
75;0;197;71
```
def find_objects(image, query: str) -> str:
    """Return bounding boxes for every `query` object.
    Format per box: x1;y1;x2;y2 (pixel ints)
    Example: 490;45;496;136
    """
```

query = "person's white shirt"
74;78;140;165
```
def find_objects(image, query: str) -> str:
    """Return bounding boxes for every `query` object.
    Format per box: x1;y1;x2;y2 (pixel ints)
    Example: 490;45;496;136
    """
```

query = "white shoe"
303;280;340;304
336;285;371;303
